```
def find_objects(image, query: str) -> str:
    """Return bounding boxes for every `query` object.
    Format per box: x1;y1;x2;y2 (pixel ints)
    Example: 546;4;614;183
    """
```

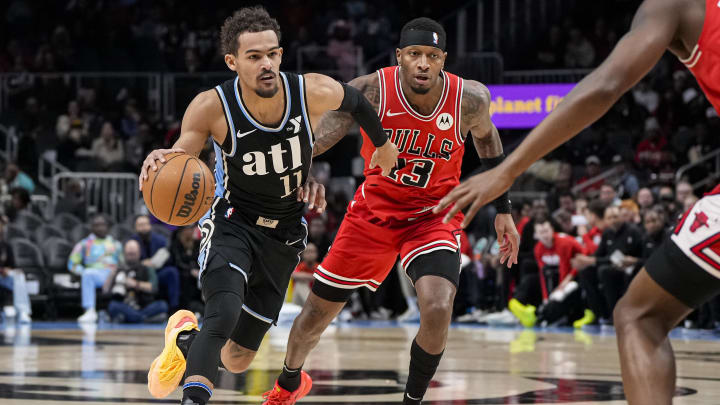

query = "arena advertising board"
487;83;576;129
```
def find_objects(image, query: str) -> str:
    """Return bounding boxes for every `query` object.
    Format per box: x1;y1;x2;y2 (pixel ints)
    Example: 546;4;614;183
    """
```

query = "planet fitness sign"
487;84;576;129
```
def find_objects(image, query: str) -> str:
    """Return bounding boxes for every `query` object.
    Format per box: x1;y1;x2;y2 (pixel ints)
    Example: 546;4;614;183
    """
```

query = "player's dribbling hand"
138;148;186;191
369;141;399;177
495;214;520;268
297;176;327;213
433;166;514;227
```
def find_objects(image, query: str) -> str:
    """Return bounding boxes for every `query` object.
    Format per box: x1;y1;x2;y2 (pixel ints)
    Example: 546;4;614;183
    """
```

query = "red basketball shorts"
313;188;463;293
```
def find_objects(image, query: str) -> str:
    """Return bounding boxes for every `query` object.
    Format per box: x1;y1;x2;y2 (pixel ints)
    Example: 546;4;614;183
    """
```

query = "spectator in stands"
120;102;141;139
553;209;575;236
635;117;672;171
575;155;604;193
6;187;37;222
619;199;641;225
675;181;695;208
67;214;122;323
578;199;606;254
0;220;32;323
572;205;644;321
56;100;86;139
612;154;640;198
4;162;34;194
507;219;587;328
564;27;595;68
326;19;357;82
356;5;392;60
87;121;126;170
635;187;655;214
54;179;87;219
683;194;699;212
308;216;331;261
57;127;84;170
553;192;575;217
640;207;669;265
131;215;180;310
292;242;318;306
104;239;167;323
169;226;202;314
599;184;621;207
632;79;660;115
658;185;679;220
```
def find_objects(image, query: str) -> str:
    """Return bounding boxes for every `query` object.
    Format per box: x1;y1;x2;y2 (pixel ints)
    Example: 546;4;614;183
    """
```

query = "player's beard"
255;70;279;98
409;84;431;95
255;83;279;98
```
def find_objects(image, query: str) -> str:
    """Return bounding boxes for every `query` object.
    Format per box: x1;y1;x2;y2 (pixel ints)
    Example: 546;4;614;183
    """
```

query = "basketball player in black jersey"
138;7;399;405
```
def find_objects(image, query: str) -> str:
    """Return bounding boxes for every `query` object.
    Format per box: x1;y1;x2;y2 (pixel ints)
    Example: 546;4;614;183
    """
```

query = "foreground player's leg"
614;268;691;405
148;310;200;398
404;252;458;405
264;291;345;403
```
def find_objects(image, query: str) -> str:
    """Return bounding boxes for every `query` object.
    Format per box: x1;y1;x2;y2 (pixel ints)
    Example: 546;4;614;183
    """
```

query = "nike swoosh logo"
406;393;422;401
386;110;406;117
237;129;257;138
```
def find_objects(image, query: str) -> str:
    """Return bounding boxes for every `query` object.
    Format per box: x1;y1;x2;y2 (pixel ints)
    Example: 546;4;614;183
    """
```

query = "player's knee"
420;299;453;326
221;342;256;374
613;296;637;333
204;292;243;339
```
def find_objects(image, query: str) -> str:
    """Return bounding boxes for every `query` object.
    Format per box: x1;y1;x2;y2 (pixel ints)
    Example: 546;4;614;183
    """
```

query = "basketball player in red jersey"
436;0;720;403
261;18;520;404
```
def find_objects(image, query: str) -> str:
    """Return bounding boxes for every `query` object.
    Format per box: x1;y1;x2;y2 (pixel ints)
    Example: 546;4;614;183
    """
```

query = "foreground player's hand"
495;213;519;268
297;176;326;213
138;148;186;191
369;140;399;176
433;167;514;227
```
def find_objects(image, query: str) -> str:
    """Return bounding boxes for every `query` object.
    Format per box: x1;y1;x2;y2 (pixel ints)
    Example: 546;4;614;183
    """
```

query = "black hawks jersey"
204;72;314;227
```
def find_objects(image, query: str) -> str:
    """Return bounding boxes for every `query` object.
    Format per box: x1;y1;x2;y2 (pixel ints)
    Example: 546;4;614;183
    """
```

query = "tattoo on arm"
312;73;381;157
472;126;503;158
313;111;354;156
461;80;504;158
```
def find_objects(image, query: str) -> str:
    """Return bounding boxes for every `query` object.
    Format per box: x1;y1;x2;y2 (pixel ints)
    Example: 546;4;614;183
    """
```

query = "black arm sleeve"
335;83;388;147
479;155;512;214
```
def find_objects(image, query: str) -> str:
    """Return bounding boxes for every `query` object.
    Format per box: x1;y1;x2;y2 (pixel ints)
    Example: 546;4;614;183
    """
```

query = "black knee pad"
203;290;244;339
406;250;461;287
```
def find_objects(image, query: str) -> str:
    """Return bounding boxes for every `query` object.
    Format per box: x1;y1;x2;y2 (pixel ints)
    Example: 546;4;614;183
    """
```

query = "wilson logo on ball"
176;173;201;218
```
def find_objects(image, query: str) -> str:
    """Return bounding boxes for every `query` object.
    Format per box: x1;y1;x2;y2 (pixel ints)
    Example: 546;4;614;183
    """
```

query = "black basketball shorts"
197;199;307;350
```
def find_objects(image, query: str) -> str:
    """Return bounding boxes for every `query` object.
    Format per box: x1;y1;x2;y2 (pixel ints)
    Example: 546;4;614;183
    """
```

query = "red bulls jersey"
680;0;720;113
359;66;465;221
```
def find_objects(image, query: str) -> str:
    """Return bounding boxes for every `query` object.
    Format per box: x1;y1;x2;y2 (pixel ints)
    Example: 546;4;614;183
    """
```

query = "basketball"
142;153;215;226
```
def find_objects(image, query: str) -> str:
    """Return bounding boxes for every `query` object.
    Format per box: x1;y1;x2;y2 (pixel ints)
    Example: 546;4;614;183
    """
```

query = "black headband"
398;29;445;51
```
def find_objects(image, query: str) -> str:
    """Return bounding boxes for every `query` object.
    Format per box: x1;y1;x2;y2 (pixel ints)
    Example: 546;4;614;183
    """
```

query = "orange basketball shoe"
147;310;199;398
261;371;313;404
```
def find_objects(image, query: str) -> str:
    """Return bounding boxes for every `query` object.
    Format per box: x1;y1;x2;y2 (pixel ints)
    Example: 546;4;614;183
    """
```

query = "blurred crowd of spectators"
0;0;718;330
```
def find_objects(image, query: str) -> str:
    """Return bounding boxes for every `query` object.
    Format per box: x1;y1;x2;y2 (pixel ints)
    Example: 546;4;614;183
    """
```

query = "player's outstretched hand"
297;176;327;213
495;214;520;268
369;140;399;176
433;166;514;227
138;148;186;191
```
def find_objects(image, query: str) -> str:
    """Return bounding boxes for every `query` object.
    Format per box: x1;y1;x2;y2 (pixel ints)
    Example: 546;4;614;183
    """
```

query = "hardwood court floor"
0;321;719;404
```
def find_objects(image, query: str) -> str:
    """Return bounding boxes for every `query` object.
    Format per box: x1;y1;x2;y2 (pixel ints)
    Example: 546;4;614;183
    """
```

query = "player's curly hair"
401;17;446;45
220;6;281;55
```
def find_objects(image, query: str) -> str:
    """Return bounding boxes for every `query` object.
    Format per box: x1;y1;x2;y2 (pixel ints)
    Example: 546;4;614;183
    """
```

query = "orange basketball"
142;153;215;226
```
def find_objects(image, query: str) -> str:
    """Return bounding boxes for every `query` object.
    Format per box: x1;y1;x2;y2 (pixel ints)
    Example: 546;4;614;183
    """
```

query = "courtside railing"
676;148;720;192
52;172;139;224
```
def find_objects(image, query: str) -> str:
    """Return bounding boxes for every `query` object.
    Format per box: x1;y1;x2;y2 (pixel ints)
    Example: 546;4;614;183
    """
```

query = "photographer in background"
104;239;167;323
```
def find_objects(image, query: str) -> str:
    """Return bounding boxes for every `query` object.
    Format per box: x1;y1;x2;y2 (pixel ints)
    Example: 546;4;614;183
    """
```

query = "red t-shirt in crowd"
534;233;585;300
581;226;603;254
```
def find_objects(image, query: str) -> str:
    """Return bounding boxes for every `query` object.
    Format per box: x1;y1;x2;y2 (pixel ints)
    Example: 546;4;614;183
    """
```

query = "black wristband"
336;82;387;147
479;155;512;214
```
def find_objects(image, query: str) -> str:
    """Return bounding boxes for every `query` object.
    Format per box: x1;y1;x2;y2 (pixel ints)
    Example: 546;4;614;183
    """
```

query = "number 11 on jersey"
281;170;303;197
